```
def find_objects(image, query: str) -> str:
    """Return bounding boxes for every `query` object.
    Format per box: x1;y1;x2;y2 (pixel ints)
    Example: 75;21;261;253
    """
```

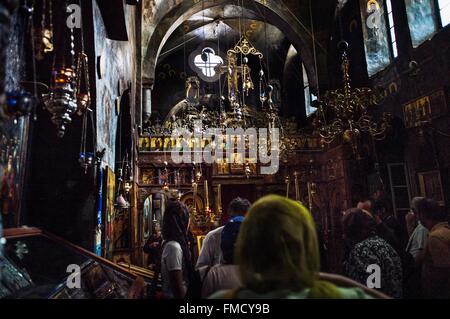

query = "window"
190;47;223;82
438;0;450;26
303;64;317;117
360;0;392;76
405;0;438;47
386;0;398;57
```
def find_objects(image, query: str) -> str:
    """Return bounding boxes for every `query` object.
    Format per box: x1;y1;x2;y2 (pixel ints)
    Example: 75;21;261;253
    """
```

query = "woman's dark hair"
162;201;193;275
342;208;377;245
417;198;445;221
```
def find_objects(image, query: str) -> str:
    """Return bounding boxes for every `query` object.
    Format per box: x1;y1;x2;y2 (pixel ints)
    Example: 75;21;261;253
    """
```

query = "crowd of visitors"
143;193;450;299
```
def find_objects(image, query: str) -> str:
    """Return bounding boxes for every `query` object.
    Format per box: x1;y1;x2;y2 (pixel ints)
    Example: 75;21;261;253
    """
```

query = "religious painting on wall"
403;90;448;128
405;0;438;48
0;123;28;228
141;169;156;185
418;170;445;206
113;209;130;251
359;0;392;76
0;11;30;228
180;192;204;216
215;159;230;175
230;153;244;174
403;96;432;128
104;167;116;259
143;195;152;242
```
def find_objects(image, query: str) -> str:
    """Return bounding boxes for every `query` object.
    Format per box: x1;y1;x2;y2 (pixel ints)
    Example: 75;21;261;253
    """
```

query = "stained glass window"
360;0;392;76
438;0;450;26
303;64;317;117
405;0;438;47
386;0;398;57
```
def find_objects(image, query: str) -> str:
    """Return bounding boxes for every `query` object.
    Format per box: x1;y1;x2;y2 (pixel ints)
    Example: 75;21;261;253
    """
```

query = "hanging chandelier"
160;35;282;135
315;41;392;153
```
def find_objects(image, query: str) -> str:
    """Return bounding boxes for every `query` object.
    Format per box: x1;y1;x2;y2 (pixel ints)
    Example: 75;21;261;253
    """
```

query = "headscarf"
235;195;342;299
162;201;193;276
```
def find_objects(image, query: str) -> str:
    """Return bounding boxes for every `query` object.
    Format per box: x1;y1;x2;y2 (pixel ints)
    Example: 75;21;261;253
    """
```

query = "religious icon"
418;170;445;205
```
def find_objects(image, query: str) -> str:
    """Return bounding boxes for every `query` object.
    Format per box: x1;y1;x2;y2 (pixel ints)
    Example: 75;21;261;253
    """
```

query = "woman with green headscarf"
210;195;385;299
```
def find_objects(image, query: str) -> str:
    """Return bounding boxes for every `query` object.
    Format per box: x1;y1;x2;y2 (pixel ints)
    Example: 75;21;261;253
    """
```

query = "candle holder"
285;175;291;198
43;67;78;138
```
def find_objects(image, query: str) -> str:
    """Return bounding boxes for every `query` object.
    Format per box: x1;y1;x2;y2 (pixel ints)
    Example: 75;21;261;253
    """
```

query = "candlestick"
285;176;290;199
192;181;198;214
217;184;222;213
205;180;209;210
294;172;300;202
308;182;316;213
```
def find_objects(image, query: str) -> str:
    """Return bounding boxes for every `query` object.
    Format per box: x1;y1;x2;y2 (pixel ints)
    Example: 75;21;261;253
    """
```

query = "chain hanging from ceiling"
43;0;90;138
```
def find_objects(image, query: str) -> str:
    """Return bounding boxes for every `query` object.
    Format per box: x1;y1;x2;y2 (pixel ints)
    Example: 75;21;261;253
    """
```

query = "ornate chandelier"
159;35;282;135
314;41;392;153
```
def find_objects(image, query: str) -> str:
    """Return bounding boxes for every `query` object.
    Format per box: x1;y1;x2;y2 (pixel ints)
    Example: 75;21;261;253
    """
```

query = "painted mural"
359;0;392;76
405;0;438;48
0;10;29;228
93;1;137;170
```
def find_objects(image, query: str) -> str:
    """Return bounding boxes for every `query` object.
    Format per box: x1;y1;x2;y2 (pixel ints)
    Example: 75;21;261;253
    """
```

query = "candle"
308;182;314;213
205;180;209;209
285;176;290;199
193;182;198;213
295;172;300;202
217;184;222;213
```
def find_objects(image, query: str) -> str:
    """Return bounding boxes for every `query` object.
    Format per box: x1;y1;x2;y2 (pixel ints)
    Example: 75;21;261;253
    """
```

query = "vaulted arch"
142;0;323;91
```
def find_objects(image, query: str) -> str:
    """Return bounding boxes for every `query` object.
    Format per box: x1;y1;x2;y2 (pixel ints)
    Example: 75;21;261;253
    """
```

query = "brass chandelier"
315;41;392;153
158;34;282;135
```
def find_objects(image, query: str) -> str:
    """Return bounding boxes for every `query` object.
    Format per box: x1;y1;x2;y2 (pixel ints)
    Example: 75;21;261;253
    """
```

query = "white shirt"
201;264;242;298
196;226;224;269
161;241;188;299
406;222;429;259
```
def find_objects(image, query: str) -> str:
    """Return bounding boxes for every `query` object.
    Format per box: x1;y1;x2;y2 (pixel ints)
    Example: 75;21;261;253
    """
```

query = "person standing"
405;197;430;263
143;222;162;270
343;208;403;298
211;196;383;299
196;197;251;269
201;216;244;298
160;201;193;299
416;198;450;299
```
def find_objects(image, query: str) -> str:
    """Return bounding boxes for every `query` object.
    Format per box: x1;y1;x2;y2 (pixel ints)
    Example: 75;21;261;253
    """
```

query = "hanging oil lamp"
43;10;78;138
114;168;130;209
78;109;94;173
245;162;251;179
43;65;77;138
77;51;94;172
161;161;170;192
123;157;133;194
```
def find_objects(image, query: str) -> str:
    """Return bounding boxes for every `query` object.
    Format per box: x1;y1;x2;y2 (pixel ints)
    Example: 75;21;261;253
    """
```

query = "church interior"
0;0;449;300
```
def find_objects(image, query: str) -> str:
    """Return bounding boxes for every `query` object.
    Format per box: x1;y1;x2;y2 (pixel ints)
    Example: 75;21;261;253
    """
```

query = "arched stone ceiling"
141;0;335;90
158;18;286;64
